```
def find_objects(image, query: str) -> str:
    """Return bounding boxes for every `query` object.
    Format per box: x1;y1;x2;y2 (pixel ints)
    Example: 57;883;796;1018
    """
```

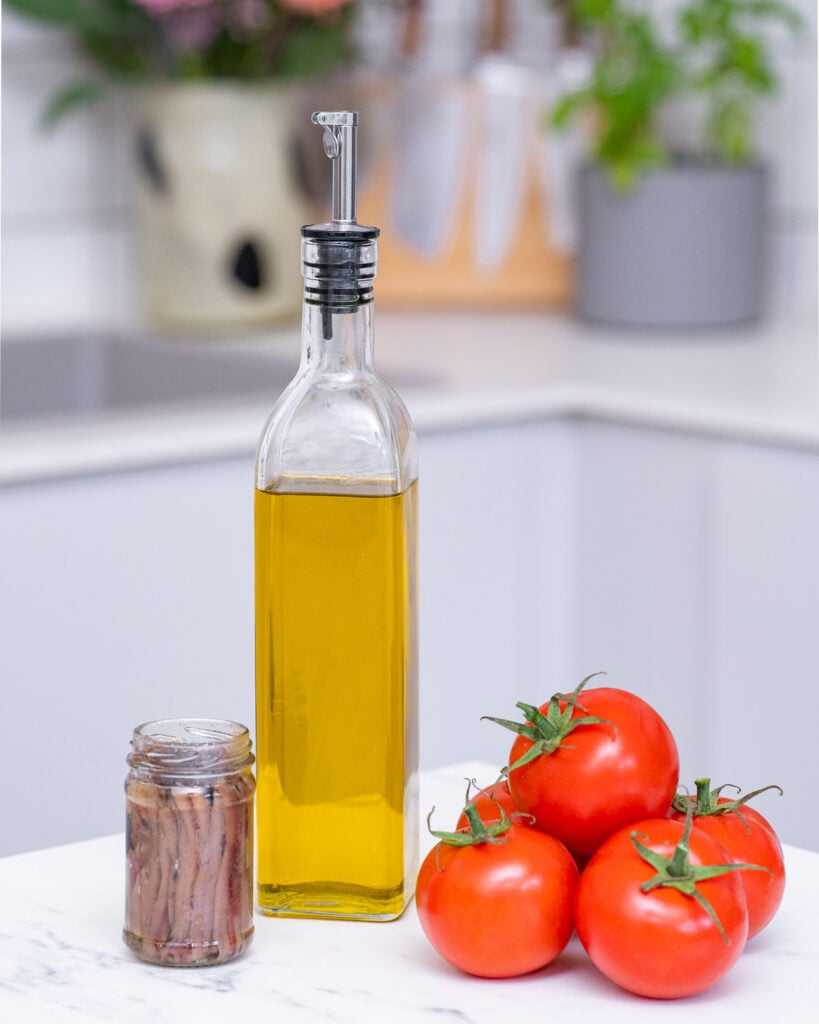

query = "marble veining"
1;762;818;1023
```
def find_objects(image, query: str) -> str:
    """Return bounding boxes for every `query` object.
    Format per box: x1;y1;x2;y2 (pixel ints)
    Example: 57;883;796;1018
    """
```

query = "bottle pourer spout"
312;111;359;226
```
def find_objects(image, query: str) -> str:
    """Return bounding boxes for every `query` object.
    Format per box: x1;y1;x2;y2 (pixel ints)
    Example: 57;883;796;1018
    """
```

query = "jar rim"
128;718;254;779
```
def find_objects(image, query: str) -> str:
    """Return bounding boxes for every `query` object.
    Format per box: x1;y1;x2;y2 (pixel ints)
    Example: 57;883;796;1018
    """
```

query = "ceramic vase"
133;83;309;333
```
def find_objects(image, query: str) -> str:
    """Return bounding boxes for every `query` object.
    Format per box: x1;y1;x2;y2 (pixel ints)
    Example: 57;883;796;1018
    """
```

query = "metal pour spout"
311;111;359;226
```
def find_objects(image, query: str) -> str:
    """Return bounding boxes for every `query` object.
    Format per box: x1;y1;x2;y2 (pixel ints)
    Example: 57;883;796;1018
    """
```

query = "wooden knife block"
355;90;574;310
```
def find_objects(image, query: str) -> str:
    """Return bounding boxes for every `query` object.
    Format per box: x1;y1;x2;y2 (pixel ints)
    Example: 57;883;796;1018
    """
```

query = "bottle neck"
300;301;374;374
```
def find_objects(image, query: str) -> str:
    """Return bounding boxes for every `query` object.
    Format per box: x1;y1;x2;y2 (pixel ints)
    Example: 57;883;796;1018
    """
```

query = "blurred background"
1;1;817;856
2;0;817;326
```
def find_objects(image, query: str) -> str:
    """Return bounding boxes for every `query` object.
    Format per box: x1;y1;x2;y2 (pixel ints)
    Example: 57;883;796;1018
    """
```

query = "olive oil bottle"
254;112;418;920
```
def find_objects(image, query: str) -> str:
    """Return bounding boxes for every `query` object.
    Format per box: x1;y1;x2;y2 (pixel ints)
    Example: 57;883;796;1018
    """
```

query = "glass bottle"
123;718;255;966
254;111;418;921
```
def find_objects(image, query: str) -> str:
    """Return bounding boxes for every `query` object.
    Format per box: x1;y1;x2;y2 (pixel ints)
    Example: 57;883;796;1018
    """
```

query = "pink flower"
135;0;212;12
167;7;219;51
135;0;219;52
280;0;352;14
229;0;272;37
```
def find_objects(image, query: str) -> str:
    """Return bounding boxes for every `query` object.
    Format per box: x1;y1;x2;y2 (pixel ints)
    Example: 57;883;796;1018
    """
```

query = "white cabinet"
564;421;819;851
566;422;711;782
0;427;553;855
417;421;571;773
2;417;818;855
706;444;819;851
0;458;257;855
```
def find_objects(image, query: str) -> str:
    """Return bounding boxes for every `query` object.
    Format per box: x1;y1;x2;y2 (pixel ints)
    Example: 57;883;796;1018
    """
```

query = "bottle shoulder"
256;370;417;495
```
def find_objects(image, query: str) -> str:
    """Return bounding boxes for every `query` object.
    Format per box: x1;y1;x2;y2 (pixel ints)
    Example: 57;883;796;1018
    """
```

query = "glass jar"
123;719;255;967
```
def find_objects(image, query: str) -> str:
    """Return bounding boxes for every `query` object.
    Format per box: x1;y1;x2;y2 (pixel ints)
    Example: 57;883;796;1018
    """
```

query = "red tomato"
416;823;578;978
491;680;679;858
670;780;785;939
454;781;518;831
575;817;749;999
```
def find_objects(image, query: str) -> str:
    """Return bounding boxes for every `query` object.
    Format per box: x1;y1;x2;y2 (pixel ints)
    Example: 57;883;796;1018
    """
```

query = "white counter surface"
1;312;817;485
1;761;817;1023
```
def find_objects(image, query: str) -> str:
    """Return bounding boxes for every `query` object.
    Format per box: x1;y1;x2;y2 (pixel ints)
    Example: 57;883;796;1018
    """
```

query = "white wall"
1;12;135;330
2;3;816;333
759;2;818;321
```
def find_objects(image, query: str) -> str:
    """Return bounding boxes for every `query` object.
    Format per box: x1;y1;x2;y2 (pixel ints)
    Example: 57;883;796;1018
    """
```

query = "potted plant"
551;0;802;328
6;0;359;331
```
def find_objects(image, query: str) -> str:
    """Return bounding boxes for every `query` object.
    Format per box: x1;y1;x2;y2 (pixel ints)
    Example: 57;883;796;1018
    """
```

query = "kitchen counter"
2;762;818;1023
1;311;817;485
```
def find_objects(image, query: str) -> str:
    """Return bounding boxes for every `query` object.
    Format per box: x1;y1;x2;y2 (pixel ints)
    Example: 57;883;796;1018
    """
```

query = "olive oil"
255;111;418;921
255;481;418;919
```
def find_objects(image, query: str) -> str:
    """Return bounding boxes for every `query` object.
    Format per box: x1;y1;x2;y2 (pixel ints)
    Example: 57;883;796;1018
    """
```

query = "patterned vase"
133;82;308;333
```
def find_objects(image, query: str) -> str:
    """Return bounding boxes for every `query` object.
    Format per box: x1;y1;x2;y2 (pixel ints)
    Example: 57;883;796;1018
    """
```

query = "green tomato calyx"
672;777;783;833
427;778;519;853
483;672;616;775
630;805;770;944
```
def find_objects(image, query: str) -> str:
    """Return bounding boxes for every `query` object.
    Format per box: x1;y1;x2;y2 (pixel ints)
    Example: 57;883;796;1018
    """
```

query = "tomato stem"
672;778;784;833
482;673;617;775
426;778;514;852
630;804;770;944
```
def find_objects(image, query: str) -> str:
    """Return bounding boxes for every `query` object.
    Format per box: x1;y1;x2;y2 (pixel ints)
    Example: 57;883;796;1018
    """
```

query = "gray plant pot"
577;162;767;328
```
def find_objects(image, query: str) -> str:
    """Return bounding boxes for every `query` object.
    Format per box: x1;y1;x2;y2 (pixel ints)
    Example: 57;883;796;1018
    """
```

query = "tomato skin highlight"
507;687;679;858
415;824;578;979
670;798;785;939
454;782;518;831
574;818;749;999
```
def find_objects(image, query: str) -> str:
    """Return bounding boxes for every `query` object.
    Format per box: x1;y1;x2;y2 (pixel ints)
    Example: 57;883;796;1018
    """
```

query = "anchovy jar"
124;719;255;967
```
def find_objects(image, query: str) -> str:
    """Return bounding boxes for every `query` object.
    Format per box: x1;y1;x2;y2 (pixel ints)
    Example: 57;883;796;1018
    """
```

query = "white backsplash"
1;11;134;332
1;3;816;334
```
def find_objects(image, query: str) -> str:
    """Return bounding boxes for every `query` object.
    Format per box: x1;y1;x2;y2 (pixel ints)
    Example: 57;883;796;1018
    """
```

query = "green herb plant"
551;0;803;190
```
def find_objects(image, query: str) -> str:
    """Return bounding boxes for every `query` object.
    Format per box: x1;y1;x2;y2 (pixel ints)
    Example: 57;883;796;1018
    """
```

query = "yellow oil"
255;480;418;920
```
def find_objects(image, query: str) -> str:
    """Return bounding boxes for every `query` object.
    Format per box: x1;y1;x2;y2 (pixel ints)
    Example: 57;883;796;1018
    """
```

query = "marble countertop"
1;311;817;486
2;761;818;1023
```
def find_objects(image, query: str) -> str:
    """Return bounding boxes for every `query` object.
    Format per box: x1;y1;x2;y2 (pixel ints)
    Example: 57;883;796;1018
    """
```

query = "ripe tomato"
670;779;785;939
487;675;679;858
454;780;518;831
575;817;751;999
416;820;578;978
